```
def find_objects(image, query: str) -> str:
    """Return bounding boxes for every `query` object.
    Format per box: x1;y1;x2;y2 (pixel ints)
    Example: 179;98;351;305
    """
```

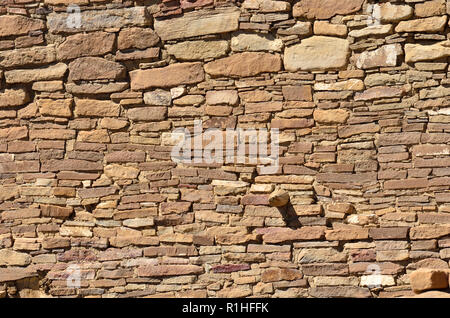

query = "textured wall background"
1;0;450;298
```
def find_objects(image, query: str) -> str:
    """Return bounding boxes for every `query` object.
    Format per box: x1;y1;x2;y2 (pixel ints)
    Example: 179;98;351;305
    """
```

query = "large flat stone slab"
154;8;240;41
284;36;349;71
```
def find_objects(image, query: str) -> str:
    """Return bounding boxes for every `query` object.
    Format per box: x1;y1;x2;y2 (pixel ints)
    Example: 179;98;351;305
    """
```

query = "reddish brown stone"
293;0;365;19
130;63;205;90
204;52;282;78
211;264;251;273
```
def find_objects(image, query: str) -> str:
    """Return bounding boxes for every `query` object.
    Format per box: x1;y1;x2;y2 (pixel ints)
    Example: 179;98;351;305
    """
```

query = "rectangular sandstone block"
154;8;240;40
130;63;205;90
47;7;150;33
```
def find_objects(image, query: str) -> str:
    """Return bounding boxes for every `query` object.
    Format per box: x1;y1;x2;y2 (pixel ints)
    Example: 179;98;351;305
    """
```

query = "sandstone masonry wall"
1;0;450;298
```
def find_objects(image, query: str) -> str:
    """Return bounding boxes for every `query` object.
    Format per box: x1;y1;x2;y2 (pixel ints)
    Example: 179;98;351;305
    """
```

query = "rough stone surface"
154;8;240;40
1;0;450;299
409;269;449;293
167;40;229;60
130;63;205;90
284;36;349;71
293;0;365;19
205;52;282;77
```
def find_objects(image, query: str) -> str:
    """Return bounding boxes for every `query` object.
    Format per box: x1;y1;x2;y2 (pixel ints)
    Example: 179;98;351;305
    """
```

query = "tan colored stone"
380;3;413;22
314;109;349;124
284;36;349;71
205;52;282;77
66;82;129;94
154;8;240;41
167;40;229;61
396;16;447;33
268;189;290;207
314;21;347;37
118;27;160;50
130;63;205;90
47;7;150;33
0;186;19;201
242;0;290;12
32;81;64;92
68;57;126;82
314;79;364;91
206;90;239;105
104;164;140;179
0;249;31;266
38;99;72;117
57;32;115;60
405;41;450;63
0;46;56;68
293;0;364;19
0;89;30;107
0;15;44;37
78;129;110;143
410;269;449;293
355;86;404;101
74;99;120;117
348;25;393;38
4;63;68;84
415;0;446;18
231;32;283;52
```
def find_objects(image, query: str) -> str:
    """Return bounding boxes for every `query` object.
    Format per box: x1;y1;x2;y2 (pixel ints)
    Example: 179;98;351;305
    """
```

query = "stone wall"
1;0;450;298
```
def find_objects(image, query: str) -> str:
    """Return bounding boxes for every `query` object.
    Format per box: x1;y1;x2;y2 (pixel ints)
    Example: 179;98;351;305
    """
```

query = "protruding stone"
409;269;449;293
357;44;402;69
268;189;290;207
284;36;349;71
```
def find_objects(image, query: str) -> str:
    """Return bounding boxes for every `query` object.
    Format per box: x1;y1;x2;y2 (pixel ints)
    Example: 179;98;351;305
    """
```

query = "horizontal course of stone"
0;0;450;298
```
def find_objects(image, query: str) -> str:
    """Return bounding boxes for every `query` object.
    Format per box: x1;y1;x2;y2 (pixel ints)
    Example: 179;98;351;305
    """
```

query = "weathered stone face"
284;36;349;71
47;7;150;33
130;63;205;90
154;8;240;40
205;52;282;77
293;0;364;19
0;15;45;37
166;40;229;61
356;44;402;69
68;57;126;82
57;32;115;60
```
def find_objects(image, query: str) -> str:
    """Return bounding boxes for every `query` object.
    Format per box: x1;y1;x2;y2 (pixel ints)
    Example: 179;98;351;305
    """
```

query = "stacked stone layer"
1;0;450;298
